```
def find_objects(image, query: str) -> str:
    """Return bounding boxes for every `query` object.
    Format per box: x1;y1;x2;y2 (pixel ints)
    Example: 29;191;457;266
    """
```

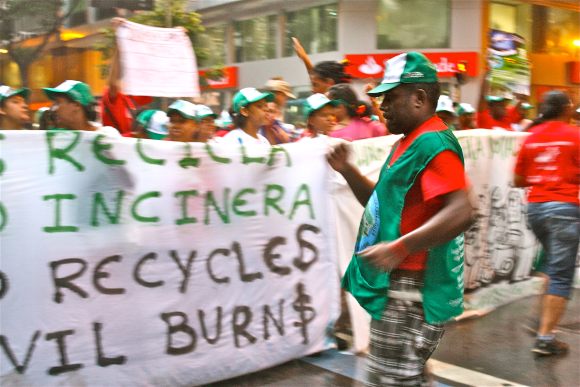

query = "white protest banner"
116;20;200;97
0;131;339;386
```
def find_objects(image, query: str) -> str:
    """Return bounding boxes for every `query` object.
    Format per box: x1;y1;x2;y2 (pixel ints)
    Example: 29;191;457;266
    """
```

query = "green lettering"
131;191;161;223
46;130;84;174
264;184;285;216
267;146;291;167
241;145;266;165
0;201;7;232
204;189;230;224
178;143;200;169
136;139;166;165
232;188;257;217
205;143;231;164
175;190;199;225
92;134;125;166
91;191;125;227
289;184;315;220
42;194;79;233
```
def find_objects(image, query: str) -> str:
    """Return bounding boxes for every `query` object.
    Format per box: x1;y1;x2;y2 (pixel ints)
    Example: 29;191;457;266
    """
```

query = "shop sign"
344;52;479;79
199;66;238;90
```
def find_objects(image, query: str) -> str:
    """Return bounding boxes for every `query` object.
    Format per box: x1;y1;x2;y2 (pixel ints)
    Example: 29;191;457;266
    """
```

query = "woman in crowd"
300;93;339;139
166;100;208;143
513;91;579;357
327;84;387;141
222;87;273;145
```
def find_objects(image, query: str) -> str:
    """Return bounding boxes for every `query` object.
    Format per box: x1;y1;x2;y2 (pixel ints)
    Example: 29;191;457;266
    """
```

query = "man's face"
168;113;198;142
0;95;30;127
379;85;416;135
458;113;475;129
489;100;507;120
436;111;456;127
308;105;336;135
53;96;80;129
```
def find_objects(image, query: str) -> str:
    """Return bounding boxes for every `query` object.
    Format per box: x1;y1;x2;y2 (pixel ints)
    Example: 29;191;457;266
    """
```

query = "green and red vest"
342;129;465;324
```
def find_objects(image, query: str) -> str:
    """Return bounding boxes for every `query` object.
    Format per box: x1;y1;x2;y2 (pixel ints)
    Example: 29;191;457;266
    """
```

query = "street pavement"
205;289;579;386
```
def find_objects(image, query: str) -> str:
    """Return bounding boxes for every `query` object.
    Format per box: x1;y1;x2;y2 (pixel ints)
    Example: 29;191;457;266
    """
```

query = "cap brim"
249;92;275;105
306;100;340;117
167;108;197;120
284;91;297;99
198;113;218;119
43;88;65;101
367;82;400;97
485;96;510;102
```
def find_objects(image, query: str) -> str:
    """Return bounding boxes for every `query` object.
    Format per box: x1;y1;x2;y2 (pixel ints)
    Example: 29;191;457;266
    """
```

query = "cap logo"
402;72;425;79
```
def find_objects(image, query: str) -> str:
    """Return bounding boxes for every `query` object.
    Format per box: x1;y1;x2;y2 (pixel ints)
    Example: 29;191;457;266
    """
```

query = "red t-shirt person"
101;87;153;137
387;116;468;271
514;121;579;205
477;105;522;130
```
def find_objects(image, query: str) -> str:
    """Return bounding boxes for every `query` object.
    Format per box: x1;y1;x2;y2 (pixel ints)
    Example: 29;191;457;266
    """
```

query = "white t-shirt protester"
221;128;270;145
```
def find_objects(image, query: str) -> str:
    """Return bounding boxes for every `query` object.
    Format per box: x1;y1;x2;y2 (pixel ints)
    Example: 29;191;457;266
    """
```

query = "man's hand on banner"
326;143;352;174
111;17;127;29
358;239;411;272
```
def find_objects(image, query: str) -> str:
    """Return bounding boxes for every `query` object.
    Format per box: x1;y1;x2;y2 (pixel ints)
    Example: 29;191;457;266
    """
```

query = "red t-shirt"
514;121;579;204
101;87;153;137
477;106;521;130
388;116;468;271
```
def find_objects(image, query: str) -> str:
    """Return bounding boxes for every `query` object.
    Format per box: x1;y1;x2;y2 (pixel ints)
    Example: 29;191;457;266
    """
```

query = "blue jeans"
527;202;580;298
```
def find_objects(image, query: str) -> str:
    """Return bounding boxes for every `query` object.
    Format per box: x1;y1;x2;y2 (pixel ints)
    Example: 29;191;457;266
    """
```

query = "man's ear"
240;106;249;117
414;88;428;108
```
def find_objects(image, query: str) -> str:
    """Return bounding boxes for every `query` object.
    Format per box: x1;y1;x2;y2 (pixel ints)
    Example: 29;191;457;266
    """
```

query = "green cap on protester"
367;52;438;97
0;86;30;103
520;102;534;110
485;95;511;103
43;80;95;106
436;95;456;115
232;87;274;113
195;104;218;119
304;93;340;118
167;100;197;120
137;110;169;140
456;103;476;116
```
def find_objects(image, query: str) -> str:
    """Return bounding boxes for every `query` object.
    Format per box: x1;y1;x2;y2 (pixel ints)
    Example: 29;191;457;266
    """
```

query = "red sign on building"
199;66;238;90
344;52;479;79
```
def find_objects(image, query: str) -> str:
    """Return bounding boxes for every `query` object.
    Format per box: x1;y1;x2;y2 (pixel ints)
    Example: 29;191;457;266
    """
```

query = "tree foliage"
0;0;82;87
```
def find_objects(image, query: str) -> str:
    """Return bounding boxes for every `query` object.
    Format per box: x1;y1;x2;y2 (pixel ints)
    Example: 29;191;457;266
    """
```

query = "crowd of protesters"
1;22;579;387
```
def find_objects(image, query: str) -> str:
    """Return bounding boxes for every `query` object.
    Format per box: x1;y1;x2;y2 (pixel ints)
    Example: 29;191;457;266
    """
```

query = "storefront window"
198;24;227;68
284;3;338;57
234;15;277;63
376;0;450;49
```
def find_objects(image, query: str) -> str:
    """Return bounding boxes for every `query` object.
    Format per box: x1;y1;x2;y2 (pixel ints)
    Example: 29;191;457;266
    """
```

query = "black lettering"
292;282;316;345
93;322;127;367
293;224;320;272
206;248;231;284
45;330;83;375
49;258;89;303
169;250;196;293
232;242;263;283
198;308;223;345
263;300;285;341
263;237;291;276
232;306;256;348
0;331;41;374
133;252;164;288
160;312;197;355
0;271;8;299
93;255;125;295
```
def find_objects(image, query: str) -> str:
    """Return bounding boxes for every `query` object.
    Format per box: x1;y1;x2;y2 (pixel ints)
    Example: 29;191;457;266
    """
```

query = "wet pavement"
204;289;579;387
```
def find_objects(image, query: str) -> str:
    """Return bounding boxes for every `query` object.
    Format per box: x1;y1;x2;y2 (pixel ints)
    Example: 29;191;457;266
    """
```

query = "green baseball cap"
304;93;340;118
436;95;456;115
232;87;274;113
43;80;95;106
137;110;169;140
0;86;30;103
367;52;438;97
520;102;533;110
485;95;511;103
167;100;197;120
456;103;476;116
195;104;218;119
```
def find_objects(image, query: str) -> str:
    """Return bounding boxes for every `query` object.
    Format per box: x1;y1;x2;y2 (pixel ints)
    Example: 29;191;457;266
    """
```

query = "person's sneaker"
532;338;569;357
